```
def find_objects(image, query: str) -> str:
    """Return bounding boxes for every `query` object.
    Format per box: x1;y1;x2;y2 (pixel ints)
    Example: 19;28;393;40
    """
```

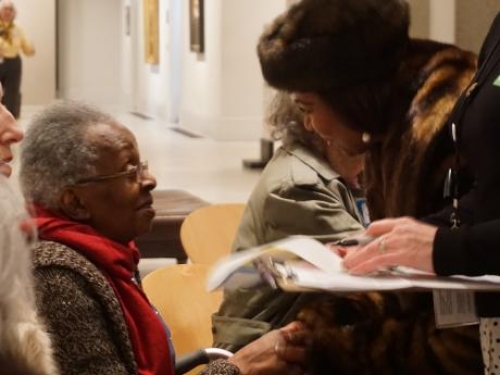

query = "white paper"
206;235;500;292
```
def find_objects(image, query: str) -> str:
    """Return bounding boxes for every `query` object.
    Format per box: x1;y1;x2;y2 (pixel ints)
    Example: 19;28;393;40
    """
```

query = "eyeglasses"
73;161;149;185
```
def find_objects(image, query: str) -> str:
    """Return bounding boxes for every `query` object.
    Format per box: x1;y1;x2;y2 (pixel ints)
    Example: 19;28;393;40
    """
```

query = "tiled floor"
16;105;263;204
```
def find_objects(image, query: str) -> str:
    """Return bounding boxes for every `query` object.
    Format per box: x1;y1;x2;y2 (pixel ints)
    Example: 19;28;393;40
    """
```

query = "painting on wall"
125;5;131;36
189;0;204;53
143;0;159;64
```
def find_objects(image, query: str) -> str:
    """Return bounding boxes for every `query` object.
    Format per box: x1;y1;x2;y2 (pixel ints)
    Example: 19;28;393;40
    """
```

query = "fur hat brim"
258;0;410;91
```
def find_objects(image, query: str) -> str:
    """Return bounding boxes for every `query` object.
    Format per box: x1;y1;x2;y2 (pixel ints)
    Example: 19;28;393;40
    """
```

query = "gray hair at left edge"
0;175;34;319
0;175;58;373
20;101;119;210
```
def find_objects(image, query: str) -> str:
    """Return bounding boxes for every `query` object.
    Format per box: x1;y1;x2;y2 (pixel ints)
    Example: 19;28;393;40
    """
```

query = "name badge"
433;290;478;328
355;197;371;227
493;75;500;87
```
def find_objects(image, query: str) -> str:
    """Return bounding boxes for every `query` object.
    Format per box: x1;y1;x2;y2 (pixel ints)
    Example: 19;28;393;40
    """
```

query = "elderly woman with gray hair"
19;101;309;375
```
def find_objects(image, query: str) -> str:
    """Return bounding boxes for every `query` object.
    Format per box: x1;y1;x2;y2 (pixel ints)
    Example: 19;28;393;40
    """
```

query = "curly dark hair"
267;91;326;157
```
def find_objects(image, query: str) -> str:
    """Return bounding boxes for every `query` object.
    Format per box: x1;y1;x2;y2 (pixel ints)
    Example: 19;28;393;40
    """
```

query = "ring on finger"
377;236;387;254
274;337;286;355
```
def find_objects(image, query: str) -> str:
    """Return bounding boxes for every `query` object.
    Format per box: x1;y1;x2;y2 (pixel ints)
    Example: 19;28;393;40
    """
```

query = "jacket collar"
283;143;340;181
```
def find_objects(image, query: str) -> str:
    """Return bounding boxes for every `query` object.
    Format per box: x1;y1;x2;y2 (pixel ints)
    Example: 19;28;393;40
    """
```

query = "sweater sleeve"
199;359;241;375
33;267;130;375
434;219;500;276
423;186;477;228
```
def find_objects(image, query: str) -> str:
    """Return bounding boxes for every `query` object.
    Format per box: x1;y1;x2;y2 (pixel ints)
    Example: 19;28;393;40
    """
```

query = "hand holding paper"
343;217;437;274
206;235;500;293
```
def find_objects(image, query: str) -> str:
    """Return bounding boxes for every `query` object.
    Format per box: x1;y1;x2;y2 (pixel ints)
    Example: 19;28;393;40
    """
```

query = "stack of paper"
206;235;500;293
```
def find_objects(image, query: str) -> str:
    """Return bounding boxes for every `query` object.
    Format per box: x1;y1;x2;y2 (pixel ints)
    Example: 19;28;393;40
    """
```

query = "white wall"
167;0;182;122
429;0;455;44
59;0;175;118
179;0;287;140
57;0;495;141
121;0;134;109
179;0;222;137
407;0;497;53
218;0;287;140
15;0;56;105
456;0;500;54
58;0;123;108
130;0;171;118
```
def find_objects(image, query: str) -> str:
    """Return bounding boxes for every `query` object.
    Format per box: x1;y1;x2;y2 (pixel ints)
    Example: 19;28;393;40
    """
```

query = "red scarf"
34;206;174;375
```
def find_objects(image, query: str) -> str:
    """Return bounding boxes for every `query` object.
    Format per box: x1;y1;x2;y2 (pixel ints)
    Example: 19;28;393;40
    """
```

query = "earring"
362;132;371;144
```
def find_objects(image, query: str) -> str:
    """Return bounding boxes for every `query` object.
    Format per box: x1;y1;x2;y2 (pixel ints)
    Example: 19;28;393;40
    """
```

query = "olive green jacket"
213;144;365;351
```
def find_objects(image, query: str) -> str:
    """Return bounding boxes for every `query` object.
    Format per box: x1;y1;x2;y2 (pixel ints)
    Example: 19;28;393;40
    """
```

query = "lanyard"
446;35;500;228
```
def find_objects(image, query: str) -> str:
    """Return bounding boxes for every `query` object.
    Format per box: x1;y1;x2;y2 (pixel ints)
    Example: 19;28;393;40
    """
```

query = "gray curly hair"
267;91;325;157
0;175;58;374
20;101;119;210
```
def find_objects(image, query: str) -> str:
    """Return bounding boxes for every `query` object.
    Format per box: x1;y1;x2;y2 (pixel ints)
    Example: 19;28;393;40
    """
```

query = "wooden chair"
142;263;224;375
180;203;246;264
136;189;209;263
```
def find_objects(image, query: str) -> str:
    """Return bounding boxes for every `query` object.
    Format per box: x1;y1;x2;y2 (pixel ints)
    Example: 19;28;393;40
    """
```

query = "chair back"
180;203;245;264
142;264;223;374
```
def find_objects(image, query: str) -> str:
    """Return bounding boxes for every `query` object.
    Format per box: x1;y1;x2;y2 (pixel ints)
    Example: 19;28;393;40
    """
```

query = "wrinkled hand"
228;321;309;375
342;217;438;275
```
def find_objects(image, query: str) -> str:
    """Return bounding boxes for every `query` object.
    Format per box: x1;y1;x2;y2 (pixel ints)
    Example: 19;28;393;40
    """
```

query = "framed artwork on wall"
189;0;204;53
143;0;159;64
125;5;131;36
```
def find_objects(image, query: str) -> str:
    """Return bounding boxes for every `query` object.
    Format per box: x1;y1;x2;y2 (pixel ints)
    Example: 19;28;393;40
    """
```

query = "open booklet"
206;235;500;293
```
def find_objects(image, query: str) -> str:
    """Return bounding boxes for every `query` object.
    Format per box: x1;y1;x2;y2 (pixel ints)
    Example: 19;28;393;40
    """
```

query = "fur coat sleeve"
199;359;241;375
298;292;482;375
365;40;477;220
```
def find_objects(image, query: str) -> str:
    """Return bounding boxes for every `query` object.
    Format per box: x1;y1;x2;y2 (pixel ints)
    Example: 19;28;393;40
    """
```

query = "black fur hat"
258;0;410;91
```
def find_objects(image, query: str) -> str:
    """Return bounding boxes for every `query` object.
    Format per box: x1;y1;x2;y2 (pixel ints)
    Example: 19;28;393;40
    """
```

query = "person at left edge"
0;78;57;374
0;80;22;176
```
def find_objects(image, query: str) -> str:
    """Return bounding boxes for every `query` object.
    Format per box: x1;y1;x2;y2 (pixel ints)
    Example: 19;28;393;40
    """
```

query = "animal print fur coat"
364;39;476;221
297;39;482;375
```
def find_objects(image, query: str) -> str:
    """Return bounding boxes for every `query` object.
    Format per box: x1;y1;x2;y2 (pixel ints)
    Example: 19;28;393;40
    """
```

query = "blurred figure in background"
0;0;34;119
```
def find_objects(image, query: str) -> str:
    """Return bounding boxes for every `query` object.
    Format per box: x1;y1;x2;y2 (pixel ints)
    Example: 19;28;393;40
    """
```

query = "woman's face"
0;4;15;23
0;84;23;177
291;92;366;156
292;91;366;187
71;122;157;244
